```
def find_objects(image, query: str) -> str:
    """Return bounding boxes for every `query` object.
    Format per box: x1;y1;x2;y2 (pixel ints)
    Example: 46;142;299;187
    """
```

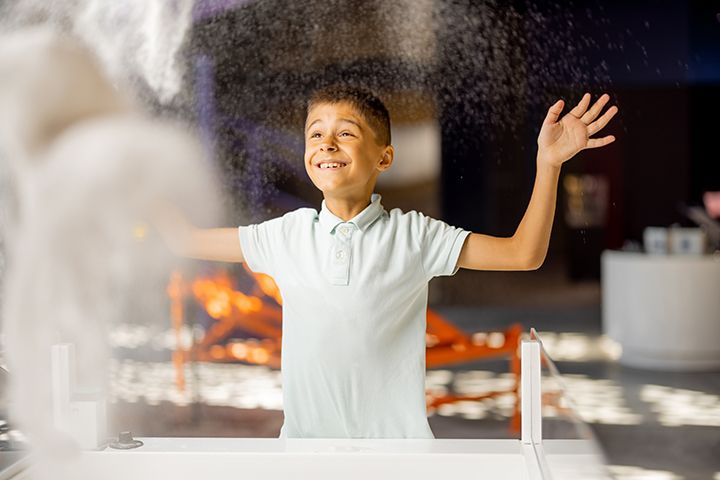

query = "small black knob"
109;431;144;449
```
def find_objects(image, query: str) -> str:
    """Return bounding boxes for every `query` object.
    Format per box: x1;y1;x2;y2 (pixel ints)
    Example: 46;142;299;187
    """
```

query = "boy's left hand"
537;93;618;168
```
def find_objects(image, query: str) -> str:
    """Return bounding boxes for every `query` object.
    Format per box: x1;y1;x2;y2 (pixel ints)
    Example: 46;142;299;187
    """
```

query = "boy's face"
304;101;392;200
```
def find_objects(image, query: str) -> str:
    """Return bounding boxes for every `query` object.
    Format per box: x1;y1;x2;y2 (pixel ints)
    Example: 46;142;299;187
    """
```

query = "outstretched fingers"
586;135;616;149
581;93;611;124
587;104;618;136
543;99;565;125
568;93;591;119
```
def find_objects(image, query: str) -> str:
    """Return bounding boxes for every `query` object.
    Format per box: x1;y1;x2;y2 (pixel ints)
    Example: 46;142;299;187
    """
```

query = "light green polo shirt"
238;194;470;439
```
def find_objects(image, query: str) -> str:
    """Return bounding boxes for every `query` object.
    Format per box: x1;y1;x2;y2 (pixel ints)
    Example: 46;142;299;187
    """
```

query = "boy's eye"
339;131;354;137
310;132;321;139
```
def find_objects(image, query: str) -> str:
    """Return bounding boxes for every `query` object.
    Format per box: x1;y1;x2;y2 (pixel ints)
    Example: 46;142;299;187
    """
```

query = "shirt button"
336;250;345;260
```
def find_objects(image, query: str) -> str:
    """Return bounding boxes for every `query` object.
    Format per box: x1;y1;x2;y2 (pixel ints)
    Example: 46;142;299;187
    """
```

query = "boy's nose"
320;141;337;152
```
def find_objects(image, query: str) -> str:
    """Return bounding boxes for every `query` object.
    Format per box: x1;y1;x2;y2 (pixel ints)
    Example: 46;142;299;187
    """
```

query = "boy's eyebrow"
337;118;362;129
305;119;322;132
305;118;363;133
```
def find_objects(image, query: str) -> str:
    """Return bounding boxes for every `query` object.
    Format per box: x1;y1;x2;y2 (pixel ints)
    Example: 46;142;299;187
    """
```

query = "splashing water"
186;0;624;208
0;28;222;479
0;0;637;214
0;0;194;104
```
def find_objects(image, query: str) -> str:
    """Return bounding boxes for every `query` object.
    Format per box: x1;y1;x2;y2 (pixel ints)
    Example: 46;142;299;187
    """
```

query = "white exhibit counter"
1;437;609;480
1;338;612;480
601;250;720;370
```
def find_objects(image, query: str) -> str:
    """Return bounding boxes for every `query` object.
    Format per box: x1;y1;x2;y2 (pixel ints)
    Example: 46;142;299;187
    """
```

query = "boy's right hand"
152;203;245;263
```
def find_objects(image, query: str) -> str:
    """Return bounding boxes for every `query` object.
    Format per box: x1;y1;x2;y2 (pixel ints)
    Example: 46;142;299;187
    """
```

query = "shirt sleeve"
238;216;285;277
419;213;471;279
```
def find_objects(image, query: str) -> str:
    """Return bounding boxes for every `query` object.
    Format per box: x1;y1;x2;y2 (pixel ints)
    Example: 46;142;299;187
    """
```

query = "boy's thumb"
544;100;564;123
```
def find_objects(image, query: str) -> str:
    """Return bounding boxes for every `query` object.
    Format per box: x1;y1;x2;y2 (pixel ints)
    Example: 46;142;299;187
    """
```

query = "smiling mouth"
316;162;348;170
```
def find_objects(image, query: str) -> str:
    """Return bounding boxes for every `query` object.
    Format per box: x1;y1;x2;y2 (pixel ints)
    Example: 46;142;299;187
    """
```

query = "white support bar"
521;340;542;445
50;343;106;450
51;343;75;433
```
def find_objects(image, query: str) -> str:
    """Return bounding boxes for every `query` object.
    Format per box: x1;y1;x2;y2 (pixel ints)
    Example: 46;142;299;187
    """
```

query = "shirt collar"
318;193;384;234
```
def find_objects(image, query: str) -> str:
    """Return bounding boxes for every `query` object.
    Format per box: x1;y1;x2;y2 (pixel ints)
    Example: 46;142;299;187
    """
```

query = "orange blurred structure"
168;267;524;431
167;271;187;392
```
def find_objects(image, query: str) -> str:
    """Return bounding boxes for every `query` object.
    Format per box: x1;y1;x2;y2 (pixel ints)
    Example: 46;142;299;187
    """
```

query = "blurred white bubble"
0;0;194;103
0;27;222;479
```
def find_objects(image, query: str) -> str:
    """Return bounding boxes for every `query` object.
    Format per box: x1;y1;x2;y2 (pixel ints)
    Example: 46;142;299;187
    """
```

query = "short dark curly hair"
306;85;391;146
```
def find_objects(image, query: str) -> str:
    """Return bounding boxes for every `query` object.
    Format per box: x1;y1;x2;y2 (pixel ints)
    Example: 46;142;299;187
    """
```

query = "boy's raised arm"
458;93;618;272
153;205;245;263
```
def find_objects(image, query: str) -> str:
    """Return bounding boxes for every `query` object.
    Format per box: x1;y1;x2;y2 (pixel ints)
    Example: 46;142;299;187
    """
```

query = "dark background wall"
439;0;718;278
191;0;719;280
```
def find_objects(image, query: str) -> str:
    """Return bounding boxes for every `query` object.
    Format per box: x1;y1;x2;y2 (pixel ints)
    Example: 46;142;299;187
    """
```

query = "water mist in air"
0;25;221;480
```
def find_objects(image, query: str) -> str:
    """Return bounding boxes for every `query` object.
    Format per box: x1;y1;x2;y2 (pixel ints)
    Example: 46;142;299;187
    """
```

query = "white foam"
0;29;222;477
1;0;194;103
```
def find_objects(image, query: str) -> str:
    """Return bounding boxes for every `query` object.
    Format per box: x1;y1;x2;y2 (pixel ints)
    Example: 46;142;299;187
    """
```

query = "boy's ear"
377;145;394;171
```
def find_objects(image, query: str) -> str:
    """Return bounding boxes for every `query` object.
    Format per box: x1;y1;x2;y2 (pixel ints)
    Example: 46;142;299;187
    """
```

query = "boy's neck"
323;193;373;222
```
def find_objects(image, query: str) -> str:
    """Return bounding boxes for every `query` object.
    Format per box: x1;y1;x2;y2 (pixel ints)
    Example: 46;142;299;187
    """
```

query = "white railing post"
521;340;542;445
51;343;107;449
51;343;75;433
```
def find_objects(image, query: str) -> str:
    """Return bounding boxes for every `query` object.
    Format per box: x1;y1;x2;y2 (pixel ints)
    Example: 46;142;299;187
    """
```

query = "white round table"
601;250;720;371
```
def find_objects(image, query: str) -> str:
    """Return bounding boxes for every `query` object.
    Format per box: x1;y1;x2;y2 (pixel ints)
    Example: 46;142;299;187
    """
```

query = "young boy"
168;85;617;439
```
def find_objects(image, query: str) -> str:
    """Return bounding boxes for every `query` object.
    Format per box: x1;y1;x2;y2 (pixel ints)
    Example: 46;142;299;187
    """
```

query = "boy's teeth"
320;162;344;169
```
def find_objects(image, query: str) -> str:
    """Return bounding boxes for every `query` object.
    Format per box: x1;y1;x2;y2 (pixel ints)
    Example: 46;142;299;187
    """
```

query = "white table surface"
2;437;612;480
